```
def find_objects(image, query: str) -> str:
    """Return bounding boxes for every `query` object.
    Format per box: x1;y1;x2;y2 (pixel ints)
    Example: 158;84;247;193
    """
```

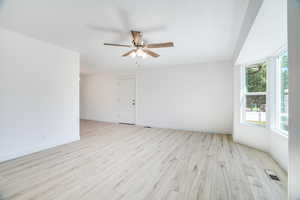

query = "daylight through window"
277;51;288;133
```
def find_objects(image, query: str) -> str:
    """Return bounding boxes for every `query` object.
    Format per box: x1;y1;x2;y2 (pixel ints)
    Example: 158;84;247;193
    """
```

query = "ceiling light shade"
130;51;136;58
142;52;148;59
136;48;144;57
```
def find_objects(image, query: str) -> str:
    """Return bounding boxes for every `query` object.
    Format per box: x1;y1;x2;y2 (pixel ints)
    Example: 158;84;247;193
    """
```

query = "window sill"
271;128;288;139
240;122;267;128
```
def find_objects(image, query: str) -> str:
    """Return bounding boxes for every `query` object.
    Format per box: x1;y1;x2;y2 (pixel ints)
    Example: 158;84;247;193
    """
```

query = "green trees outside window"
244;63;267;125
246;63;267;93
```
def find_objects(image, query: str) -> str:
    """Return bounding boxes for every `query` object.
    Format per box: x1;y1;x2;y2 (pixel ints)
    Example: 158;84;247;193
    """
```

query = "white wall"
80;62;233;133
269;131;288;171
80;72;119;123
136;62;233;133
288;0;300;199
0;28;80;162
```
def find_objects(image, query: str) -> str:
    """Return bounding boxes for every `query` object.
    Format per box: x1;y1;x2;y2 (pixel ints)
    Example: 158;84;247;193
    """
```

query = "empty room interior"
0;0;299;199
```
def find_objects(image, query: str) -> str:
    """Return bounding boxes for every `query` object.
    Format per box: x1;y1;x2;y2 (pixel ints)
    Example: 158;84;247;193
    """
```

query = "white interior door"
118;78;136;124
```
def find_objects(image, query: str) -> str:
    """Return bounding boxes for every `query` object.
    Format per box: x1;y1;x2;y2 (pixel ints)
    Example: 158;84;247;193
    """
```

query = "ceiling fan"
104;30;174;58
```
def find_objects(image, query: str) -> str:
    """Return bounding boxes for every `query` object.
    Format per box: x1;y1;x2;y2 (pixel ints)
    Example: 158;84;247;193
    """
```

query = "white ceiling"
0;0;249;73
236;0;287;65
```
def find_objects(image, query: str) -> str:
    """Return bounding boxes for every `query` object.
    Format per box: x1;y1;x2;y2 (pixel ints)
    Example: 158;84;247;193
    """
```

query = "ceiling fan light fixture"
104;30;173;58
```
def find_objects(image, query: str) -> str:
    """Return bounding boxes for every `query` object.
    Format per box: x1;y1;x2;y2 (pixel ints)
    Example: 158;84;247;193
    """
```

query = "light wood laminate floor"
0;120;287;200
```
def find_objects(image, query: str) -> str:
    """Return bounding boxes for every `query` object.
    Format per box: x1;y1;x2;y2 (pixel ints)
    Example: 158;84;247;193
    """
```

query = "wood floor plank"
0;120;287;200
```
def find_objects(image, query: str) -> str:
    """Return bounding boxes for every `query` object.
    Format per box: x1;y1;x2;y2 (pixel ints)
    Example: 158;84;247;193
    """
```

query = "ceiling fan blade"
131;30;142;45
146;42;174;48
143;49;160;57
104;43;131;47
122;49;136;57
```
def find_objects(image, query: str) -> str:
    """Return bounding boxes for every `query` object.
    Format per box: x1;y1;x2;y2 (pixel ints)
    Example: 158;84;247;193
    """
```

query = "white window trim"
274;50;288;135
240;62;268;127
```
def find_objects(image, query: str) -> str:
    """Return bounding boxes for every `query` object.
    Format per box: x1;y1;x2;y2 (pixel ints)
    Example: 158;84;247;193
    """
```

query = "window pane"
280;115;288;131
245;95;266;125
280;52;288;132
246;63;267;92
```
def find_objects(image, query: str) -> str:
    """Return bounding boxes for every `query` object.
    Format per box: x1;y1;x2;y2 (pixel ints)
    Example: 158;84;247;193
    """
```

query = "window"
243;62;267;125
276;51;288;133
240;49;288;135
